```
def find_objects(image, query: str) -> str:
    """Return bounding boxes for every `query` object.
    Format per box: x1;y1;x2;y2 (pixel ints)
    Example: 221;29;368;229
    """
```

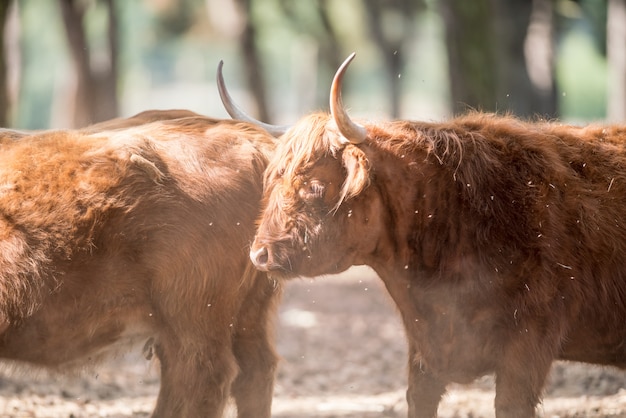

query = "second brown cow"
0;110;280;418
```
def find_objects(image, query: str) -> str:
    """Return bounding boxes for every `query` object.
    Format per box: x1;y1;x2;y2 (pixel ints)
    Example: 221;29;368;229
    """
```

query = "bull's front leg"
493;335;555;418
406;347;447;418
231;330;277;418
230;275;280;418
152;333;238;418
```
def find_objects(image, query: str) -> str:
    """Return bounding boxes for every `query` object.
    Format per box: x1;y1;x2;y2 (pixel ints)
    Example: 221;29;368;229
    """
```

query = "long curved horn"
217;61;290;137
330;53;367;145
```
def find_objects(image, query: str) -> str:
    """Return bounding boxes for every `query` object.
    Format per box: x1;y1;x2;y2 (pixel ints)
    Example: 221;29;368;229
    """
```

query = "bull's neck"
360;142;421;280
358;139;456;338
362;137;460;281
361;146;423;337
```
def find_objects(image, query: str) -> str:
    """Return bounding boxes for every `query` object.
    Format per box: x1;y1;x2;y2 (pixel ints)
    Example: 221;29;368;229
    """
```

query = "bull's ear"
337;146;370;208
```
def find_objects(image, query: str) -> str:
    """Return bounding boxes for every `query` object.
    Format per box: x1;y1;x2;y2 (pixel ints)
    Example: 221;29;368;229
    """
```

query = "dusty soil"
1;266;625;418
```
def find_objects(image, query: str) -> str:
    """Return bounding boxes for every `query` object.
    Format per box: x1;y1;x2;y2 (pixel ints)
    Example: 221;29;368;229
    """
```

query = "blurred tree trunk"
277;0;343;112
522;0;557;118
607;0;626;121
317;0;342;73
99;0;119;122
0;0;12;127
276;0;343;70
363;0;424;118
233;0;270;122
440;0;557;118
59;0;118;127
363;0;404;118
439;0;498;114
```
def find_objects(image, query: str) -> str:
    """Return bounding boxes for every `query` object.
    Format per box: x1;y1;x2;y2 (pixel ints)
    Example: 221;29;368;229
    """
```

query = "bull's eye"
299;179;326;204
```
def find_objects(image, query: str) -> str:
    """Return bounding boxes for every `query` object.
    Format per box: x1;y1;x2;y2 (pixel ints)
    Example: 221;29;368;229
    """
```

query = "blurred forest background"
0;0;623;130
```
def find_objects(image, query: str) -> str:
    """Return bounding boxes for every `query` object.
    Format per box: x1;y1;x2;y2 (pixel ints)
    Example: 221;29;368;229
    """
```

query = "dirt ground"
1;266;625;418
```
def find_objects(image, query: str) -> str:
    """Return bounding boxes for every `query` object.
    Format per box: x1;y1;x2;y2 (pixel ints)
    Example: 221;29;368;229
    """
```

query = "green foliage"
557;28;607;121
16;0;69;128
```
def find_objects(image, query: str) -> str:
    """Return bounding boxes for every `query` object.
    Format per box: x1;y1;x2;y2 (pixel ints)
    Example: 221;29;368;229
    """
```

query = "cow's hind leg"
231;273;280;418
152;333;238;418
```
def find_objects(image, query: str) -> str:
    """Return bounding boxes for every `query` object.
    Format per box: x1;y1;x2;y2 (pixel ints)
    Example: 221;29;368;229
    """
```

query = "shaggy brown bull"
247;54;626;417
0;110;280;418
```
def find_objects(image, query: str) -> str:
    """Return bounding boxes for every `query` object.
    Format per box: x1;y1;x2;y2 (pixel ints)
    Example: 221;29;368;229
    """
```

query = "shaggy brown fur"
251;111;626;417
0;110;281;418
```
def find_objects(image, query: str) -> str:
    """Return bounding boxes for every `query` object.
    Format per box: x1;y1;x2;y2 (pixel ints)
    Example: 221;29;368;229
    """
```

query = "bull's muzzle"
250;246;270;271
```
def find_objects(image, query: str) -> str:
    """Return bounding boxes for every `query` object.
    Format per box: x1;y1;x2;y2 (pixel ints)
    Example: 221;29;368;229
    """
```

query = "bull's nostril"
250;247;269;269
